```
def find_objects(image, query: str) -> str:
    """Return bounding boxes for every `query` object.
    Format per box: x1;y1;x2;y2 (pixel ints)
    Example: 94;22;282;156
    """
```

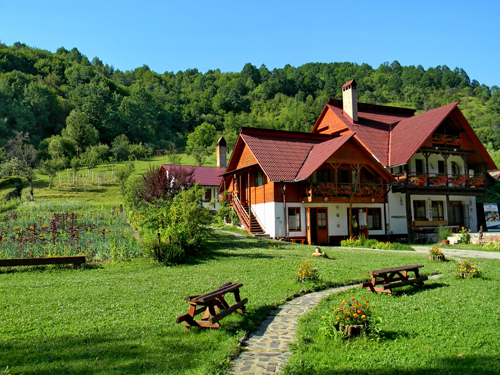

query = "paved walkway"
228;284;358;374
228;274;444;374
412;246;500;260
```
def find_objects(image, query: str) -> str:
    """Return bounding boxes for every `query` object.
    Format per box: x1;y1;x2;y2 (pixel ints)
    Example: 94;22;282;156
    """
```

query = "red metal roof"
240;130;327;181
295;134;354;180
389;102;458;166
325;104;411;166
161;164;225;186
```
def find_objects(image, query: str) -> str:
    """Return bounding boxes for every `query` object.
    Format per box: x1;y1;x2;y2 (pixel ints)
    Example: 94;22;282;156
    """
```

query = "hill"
1;41;499;159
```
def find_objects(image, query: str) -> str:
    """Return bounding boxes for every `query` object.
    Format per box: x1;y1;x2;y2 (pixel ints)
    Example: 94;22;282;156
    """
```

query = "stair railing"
232;192;251;230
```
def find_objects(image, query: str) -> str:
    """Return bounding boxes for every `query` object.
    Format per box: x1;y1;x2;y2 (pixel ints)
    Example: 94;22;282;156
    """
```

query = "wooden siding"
326;142;377;166
460;132;475;151
249;182;275;204
236;144;258;169
317;109;350;135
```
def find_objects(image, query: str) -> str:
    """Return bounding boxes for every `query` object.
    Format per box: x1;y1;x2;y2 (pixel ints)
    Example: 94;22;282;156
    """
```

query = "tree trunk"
29;180;34;201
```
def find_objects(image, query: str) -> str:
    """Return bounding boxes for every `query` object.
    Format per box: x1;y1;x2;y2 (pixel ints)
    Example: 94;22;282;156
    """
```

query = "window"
204;188;212;201
415;159;424;174
340;170;349;183
288;208;301;231
255;171;264;187
431;201;444;220
451;162;460;175
438;160;445;174
317;208;327;230
366;208;382;230
320;169;330;183
413;200;427;220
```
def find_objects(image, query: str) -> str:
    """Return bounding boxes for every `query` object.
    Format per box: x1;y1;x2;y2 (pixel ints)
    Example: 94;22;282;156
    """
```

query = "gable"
236;143;259;170
314;106;350;135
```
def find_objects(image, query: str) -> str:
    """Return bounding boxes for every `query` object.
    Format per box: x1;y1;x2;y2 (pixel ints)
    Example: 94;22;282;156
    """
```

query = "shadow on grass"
0;262;103;274
392;282;449;297
0;329;227;375
295;354;500;375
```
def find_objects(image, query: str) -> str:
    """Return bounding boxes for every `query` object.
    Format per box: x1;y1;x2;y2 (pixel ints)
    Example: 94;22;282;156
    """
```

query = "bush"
143;239;186;265
364;239;378;248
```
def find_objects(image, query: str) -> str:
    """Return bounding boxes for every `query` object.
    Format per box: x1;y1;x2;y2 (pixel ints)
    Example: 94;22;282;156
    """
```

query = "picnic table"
361;265;428;294
176;282;247;329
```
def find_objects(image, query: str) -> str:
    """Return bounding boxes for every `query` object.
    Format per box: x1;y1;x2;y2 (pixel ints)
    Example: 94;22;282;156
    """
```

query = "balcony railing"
395;173;485;188
304;183;385;201
432;134;461;147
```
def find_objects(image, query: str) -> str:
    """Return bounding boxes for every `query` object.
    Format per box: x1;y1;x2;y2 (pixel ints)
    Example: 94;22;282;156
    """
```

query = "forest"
1;40;500;166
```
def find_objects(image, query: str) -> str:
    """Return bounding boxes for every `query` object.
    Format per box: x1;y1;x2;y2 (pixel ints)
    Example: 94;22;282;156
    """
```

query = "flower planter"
343;325;365;338
428;254;445;261
458;272;475;279
441;240;449;246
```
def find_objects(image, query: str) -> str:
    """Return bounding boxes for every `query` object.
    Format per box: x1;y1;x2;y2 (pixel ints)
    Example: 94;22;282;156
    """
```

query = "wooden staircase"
232;194;266;236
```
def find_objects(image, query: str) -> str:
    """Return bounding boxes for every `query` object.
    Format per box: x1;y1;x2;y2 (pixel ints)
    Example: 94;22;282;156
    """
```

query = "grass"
5;152;216;206
283;258;500;374
0;233;454;375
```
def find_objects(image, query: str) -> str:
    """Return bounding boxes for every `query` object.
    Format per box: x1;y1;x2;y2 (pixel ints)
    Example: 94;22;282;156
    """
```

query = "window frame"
413;200;427;221
431;200;444;220
288;207;301;232
366;208;382;230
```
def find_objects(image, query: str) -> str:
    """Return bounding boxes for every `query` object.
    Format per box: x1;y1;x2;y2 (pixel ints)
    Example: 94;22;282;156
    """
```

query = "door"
348;208;360;238
449;201;464;227
306;207;328;244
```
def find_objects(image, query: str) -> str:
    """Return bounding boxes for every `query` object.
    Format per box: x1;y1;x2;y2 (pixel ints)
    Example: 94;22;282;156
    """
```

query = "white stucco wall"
252;201;385;239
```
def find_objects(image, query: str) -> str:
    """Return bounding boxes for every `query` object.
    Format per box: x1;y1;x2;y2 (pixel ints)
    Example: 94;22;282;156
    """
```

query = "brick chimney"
342;79;358;122
216;137;227;168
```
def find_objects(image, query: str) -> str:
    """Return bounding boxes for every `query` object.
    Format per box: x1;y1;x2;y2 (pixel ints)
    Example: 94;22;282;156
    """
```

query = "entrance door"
449;201;464;227
306;207;328;244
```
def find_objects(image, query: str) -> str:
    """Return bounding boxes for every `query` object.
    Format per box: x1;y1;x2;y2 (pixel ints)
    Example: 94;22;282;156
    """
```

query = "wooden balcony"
392;173;486;195
302;183;386;204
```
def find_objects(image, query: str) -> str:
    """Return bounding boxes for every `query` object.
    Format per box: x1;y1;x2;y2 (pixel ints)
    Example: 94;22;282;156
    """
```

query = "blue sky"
2;0;499;87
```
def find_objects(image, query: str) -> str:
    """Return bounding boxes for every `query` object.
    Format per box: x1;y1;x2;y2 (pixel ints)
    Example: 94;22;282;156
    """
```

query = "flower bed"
0;202;142;261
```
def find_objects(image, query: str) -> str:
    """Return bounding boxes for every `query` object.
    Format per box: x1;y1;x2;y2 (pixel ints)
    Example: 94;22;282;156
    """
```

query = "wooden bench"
176;282;248;329
289;238;306;244
0;256;86;269
361;265;428;294
414;220;448;232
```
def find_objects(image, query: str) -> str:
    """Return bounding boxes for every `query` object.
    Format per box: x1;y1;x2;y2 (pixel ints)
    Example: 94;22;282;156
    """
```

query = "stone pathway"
412;246;500;260
228;274;444;374
227;284;357;374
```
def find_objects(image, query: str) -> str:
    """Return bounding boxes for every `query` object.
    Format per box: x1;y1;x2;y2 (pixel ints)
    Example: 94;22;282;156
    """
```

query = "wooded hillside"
1;41;499;159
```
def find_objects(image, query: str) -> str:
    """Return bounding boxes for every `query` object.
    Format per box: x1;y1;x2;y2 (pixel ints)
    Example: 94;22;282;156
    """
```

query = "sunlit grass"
0;234;453;374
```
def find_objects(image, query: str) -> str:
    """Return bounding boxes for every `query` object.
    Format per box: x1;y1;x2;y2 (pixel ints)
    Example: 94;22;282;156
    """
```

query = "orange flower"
353;313;358;318
361;315;366;319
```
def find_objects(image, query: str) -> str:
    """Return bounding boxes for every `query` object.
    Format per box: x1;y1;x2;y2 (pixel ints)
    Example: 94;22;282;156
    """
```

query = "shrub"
459;226;471;244
143;239;186;265
481;242;500;251
364;239;378;248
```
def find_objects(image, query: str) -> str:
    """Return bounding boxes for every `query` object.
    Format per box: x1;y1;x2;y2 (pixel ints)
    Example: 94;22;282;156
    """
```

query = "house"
222;80;496;243
162;138;227;210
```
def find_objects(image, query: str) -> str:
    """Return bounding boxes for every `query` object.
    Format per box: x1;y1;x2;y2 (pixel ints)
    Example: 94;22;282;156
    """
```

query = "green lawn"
2;152;215;206
284;259;500;375
0;233;461;375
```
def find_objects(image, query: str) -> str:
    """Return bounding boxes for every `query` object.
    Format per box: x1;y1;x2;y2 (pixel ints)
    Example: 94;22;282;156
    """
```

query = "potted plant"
322;297;376;340
437;226;452;245
428;246;445;261
456;260;480;279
